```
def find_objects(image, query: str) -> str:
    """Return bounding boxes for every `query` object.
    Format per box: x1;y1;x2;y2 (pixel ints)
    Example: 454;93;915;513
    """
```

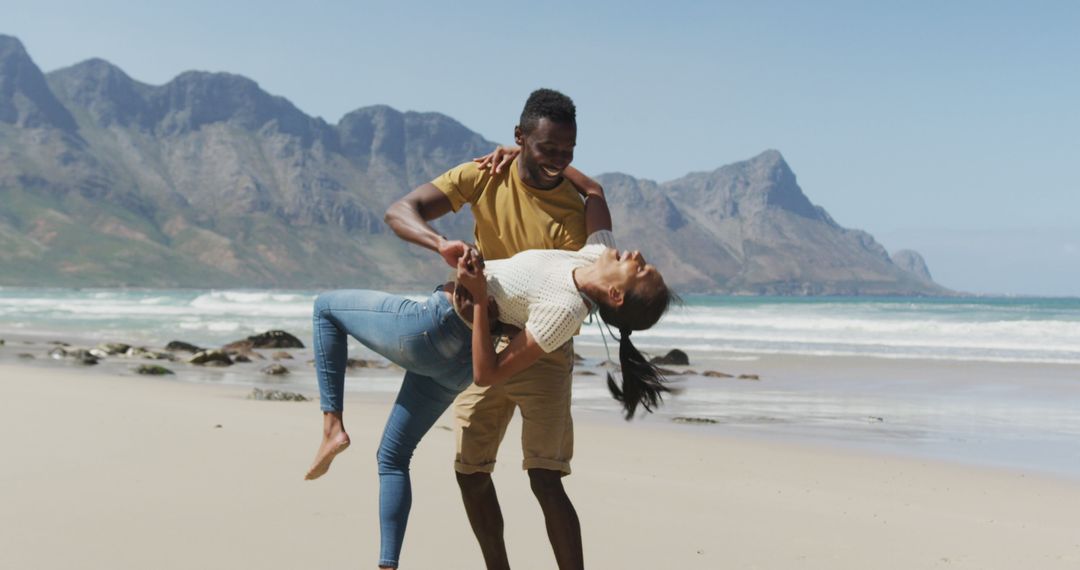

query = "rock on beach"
224;330;304;352
261;363;289;375
650;349;690;366
187;350;233;367
49;347;99;365
126;347;175;361
136;364;174;375
97;343;131;356
248;388;307;401
165;341;203;354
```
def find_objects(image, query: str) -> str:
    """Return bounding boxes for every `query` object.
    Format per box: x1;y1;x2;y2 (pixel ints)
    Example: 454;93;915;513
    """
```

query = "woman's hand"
473;146;520;174
456;248;487;299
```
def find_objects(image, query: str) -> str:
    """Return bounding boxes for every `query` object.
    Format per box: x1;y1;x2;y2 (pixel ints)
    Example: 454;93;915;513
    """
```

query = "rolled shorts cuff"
522;457;571;475
454;459;497;475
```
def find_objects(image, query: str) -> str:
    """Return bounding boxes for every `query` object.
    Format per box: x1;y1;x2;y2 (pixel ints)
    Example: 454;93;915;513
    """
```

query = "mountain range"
0;34;947;295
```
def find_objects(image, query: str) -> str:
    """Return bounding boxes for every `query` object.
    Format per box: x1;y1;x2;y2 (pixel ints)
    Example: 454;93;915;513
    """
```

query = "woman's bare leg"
305;411;351;480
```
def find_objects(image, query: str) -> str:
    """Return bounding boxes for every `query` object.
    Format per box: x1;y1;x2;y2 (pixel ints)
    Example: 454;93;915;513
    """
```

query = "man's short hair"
519;88;576;133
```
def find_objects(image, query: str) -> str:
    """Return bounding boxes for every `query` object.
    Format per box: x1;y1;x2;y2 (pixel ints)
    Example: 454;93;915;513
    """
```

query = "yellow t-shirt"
431;158;587;260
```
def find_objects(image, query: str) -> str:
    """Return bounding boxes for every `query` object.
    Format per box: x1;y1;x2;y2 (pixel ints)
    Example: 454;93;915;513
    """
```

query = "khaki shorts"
453;339;574;475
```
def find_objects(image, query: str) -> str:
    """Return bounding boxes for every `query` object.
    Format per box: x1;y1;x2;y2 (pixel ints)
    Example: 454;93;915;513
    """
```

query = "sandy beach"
2;362;1078;569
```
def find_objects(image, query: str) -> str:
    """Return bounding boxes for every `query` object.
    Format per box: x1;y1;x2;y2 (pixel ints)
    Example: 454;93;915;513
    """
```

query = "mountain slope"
598;150;947;295
0;35;945;295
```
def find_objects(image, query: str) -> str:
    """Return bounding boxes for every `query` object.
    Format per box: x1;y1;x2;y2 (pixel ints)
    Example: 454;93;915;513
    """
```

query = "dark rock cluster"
224;330;304;351
49;347;99;365
19;330;308;379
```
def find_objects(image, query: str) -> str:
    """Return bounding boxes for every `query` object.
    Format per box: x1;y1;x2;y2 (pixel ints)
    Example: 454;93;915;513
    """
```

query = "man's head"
518;88;576;134
514;88;577;189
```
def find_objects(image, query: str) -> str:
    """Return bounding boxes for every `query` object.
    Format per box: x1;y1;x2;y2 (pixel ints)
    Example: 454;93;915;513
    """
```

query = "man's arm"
384;183;471;268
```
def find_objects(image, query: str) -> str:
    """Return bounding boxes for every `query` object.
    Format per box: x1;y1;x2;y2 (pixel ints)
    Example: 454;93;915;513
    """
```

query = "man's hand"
473;146;521;174
438;239;484;269
437;238;468;268
456;248;487;299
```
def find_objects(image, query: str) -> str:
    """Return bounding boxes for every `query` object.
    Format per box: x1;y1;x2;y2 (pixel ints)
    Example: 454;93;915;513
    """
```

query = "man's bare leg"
305;411;351;480
457;472;511;570
529;468;583;570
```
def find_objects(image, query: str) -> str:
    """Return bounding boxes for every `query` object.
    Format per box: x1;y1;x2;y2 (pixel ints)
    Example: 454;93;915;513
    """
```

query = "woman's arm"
562;166;612;235
470;300;547;387
583;191;612;236
457;251;546;386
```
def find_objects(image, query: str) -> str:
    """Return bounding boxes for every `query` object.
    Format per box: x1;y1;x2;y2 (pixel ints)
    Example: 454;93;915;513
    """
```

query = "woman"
306;225;672;569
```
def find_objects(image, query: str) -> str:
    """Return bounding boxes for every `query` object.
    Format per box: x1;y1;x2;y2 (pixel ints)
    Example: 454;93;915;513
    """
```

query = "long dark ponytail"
597;283;678;420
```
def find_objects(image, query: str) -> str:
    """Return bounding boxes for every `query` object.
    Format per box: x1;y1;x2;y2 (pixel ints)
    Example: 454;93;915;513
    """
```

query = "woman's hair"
597;278;679;420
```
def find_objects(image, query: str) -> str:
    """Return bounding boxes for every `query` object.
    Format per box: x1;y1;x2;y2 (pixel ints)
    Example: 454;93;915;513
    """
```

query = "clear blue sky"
6;0;1079;295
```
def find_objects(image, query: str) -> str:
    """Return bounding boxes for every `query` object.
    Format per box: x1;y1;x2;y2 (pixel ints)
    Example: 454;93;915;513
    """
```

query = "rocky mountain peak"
729;149;823;220
0;34;77;131
891;249;934;283
47;58;149;127
154;70;323;141
0;34;25;55
337;105;492;186
667;149;830;224
156;71;274;130
53;57;130;78
403;110;485;156
338;105;407;163
49;58;142;90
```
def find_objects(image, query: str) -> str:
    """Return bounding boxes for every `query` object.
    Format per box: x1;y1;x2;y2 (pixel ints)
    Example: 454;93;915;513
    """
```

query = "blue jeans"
312;288;473;568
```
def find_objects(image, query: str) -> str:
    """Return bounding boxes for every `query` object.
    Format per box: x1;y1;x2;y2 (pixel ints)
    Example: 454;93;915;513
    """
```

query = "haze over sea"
2;288;1079;477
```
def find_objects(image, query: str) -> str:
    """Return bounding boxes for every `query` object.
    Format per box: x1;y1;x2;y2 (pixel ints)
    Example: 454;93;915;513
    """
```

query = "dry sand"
1;363;1078;569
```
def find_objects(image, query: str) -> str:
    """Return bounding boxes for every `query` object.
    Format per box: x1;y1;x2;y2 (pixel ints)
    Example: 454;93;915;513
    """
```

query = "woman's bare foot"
305;412;351;480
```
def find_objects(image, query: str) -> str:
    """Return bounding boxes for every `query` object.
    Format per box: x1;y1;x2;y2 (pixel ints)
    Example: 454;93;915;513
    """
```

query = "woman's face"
597;248;663;304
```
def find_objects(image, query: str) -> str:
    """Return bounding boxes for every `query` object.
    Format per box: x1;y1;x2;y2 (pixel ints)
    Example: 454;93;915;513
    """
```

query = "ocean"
2;289;1078;364
2;288;1079;476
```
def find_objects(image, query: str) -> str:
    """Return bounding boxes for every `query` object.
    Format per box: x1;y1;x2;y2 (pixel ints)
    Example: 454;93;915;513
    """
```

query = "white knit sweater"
481;230;617;353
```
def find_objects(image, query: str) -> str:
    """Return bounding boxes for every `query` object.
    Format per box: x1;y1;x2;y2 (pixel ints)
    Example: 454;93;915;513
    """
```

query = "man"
384;88;605;570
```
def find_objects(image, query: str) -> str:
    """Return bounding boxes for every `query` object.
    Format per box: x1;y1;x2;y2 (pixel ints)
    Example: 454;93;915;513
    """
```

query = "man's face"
514;117;576;189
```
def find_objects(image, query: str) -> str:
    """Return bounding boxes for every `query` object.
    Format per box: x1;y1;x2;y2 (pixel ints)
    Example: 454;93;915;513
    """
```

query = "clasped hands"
438;238;498;325
456;247;486;300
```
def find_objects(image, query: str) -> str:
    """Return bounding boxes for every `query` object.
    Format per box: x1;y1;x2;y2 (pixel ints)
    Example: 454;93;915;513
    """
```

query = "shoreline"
4;330;1080;480
3;362;1080;569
